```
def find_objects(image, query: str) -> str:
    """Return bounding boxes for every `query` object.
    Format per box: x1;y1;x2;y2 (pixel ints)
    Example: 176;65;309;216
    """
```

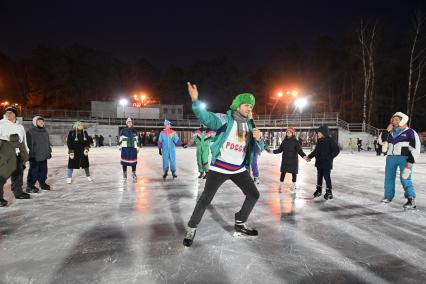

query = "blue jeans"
27;160;48;186
67;168;90;178
384;155;415;199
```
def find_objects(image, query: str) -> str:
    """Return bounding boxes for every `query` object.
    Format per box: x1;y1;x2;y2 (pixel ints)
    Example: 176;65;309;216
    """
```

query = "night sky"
1;0;425;69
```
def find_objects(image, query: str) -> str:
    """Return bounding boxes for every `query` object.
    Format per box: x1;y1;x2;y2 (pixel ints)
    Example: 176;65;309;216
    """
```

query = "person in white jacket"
379;112;421;209
0;106;31;207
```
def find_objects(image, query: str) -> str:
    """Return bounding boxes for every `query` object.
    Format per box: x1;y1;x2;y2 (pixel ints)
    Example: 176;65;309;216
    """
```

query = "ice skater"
119;118;139;182
0;106;31;207
158;120;185;179
268;127;307;191
306;125;340;200
26;116;52;192
379;112;420;209
183;82;264;247
348;138;354;154
187;125;215;179
66;121;92;184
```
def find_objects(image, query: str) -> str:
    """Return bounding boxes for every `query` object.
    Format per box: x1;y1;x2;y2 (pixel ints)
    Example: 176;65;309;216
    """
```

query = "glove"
84;149;89;156
48;153;52;159
159;148;162;156
382;142;388;153
402;167;411;179
69;152;75;159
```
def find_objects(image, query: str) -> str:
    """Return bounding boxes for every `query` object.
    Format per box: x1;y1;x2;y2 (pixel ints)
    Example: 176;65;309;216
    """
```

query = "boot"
163;172;168;180
324;189;333;200
172;172;178;179
39;182;51;191
313;186;322;198
15;192;31;199
27;185;40;193
198;173;203;179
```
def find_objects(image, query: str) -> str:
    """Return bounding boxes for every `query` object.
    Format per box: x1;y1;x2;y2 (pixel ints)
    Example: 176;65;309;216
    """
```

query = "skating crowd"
0;82;421;247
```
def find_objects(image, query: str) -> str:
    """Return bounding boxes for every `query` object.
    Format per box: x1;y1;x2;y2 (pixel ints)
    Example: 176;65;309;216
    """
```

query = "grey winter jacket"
26;126;52;162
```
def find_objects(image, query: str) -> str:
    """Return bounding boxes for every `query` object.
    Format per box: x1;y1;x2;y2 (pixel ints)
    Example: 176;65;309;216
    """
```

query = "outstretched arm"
188;82;223;130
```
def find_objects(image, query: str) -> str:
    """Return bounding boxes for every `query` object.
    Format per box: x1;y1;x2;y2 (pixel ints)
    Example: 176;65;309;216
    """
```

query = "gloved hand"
48;153;52;159
402;164;412;179
159;148;162;156
69;152;75;159
84;149;89;156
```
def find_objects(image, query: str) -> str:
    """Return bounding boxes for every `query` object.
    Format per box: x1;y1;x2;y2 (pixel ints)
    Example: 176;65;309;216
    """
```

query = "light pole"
119;98;128;118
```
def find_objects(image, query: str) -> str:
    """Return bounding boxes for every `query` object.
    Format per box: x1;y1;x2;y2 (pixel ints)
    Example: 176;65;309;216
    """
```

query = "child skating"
306;125;340;200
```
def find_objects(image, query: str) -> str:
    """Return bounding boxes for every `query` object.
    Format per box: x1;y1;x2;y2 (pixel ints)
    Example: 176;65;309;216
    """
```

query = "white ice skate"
66;178;72;184
290;182;297;192
87;176;93;182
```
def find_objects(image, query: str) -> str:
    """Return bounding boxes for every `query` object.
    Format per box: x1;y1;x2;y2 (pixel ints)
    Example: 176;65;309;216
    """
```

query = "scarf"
232;111;249;137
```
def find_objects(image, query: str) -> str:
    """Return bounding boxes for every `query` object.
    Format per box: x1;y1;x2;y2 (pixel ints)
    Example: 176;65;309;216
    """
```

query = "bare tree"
358;19;377;128
407;11;426;123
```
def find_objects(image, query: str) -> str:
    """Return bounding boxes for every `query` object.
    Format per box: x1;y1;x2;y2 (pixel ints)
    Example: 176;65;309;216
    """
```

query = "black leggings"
317;168;332;189
280;172;297;182
122;165;136;173
188;170;260;228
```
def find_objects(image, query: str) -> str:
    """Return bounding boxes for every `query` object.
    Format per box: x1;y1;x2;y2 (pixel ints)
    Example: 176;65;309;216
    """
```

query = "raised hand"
187;82;198;101
252;128;261;141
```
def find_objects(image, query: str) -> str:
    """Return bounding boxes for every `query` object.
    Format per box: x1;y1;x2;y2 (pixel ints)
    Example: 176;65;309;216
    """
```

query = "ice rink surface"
1;146;426;284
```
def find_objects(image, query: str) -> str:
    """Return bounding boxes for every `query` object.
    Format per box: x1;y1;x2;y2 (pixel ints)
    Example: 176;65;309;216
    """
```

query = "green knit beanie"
230;93;256;111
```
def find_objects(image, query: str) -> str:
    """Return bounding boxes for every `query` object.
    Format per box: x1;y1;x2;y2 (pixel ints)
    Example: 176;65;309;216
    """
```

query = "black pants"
188;170;260;228
280;172;297;182
0;156;24;199
122;165;136;173
316;168;332;190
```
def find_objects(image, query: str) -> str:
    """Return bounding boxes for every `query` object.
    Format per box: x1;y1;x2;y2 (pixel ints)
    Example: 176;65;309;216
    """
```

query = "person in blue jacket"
158;120;184;179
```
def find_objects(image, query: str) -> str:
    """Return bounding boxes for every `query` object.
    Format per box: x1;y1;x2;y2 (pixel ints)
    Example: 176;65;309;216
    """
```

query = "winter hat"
73;121;84;130
392;112;409;126
230;93;256;111
4;106;18;116
164;119;171;126
32;116;45;127
316;125;330;137
286;127;296;135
